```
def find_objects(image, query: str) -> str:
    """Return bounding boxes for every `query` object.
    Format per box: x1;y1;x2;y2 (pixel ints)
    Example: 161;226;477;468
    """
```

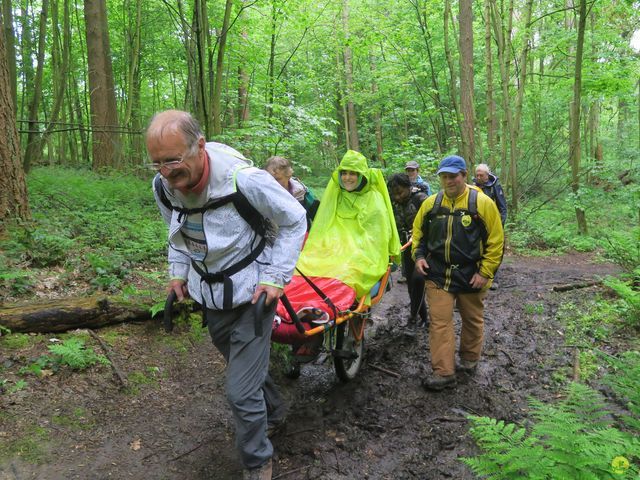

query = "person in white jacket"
146;110;307;480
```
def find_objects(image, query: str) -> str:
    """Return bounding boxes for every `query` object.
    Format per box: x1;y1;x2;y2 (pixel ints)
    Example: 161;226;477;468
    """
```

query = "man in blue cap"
411;155;504;390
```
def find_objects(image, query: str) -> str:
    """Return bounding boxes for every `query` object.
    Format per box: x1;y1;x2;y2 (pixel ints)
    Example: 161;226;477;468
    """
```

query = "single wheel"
334;313;366;382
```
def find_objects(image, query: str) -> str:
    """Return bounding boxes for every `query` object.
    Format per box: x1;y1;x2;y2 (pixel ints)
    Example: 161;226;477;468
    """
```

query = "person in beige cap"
404;160;431;195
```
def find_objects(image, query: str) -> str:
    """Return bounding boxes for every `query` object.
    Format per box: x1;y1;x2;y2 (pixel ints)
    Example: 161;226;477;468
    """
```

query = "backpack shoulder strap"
467;188;478;216
429;191;445;218
154;174;173;211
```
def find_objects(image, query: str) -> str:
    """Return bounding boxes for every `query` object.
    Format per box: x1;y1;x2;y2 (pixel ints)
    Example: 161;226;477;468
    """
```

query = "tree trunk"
0;27;30;228
40;0;71;167
510;0;533;212
19;3;34;129
414;0;447;152
369;55;384;166
192;0;210;137
212;0;233;136
342;0;359;151
490;0;516;210
570;0;587;234
1;0;16;113
84;0;121;169
0;296;156;334
484;0;497;170
443;0;461;151
23;0;49;173
459;0;475;166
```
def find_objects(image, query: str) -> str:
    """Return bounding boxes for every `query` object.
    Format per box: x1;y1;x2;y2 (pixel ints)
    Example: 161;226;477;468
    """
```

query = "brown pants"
425;280;486;376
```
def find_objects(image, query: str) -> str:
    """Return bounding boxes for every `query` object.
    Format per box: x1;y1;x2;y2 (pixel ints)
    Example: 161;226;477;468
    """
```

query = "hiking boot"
403;315;418;337
422;374;456;391
243;459;272;480
489;280;498;290
456;359;478;373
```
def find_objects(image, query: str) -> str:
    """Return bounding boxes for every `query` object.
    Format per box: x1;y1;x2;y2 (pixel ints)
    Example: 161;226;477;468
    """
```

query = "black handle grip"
163;290;177;333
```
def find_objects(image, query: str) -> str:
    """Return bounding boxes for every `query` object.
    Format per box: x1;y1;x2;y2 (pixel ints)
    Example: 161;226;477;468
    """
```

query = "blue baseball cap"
436;155;467;174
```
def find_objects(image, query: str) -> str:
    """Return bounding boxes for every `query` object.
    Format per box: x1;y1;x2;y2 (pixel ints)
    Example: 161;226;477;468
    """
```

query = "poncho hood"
295;151;401;301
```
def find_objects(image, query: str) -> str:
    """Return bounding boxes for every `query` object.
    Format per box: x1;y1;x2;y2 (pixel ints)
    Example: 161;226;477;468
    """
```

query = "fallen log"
552;280;601;292
0;296;157;334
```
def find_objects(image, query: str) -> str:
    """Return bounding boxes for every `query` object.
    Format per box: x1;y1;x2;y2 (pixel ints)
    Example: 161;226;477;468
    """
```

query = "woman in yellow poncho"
294;150;401;301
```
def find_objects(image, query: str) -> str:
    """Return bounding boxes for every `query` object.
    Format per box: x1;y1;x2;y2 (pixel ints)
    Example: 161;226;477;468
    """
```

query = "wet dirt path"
0;253;621;480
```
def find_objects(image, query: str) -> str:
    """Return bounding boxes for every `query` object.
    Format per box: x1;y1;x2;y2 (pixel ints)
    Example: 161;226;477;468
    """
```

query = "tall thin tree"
459;0;475;166
84;0;121;169
0;26;30;228
569;0;588;233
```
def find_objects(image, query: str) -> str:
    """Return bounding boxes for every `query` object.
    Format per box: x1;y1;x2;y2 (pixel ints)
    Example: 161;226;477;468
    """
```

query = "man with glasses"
146;110;307;480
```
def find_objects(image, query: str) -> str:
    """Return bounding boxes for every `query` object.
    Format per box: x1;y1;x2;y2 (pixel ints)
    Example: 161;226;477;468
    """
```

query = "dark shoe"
403;315;418;337
243;459;272;480
422;374;456;391
456;359;478;373
489;281;498;290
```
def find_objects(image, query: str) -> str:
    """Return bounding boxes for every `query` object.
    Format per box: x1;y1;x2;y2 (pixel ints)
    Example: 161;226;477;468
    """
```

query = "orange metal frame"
301;263;393;342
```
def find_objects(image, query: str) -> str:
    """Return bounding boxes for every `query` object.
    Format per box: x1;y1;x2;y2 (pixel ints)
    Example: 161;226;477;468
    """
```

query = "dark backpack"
425;188;487;241
154;174;269;311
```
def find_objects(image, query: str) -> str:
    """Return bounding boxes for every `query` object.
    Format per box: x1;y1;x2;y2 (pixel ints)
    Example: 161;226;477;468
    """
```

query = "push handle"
163;290;177;333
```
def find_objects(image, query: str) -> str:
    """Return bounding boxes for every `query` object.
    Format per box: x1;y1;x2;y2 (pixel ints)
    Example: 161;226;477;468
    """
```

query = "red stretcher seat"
271;276;357;345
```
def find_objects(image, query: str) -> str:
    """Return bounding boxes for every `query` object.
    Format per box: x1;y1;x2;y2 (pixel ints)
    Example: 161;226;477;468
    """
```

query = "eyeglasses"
145;156;185;171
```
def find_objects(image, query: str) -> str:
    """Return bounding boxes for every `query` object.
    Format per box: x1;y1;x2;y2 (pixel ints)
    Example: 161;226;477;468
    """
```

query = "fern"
602;351;640;430
47;338;110;370
462;382;640;479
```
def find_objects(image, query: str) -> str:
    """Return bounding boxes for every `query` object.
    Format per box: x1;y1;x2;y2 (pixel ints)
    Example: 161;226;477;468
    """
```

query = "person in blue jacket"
474;164;507;226
405;160;432;195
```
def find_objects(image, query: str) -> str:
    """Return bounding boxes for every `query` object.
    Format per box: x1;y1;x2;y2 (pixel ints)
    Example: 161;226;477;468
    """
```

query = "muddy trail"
0;253;622;480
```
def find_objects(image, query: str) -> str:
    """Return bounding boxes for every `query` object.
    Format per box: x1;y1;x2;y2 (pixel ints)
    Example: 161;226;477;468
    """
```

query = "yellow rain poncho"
295;150;401;301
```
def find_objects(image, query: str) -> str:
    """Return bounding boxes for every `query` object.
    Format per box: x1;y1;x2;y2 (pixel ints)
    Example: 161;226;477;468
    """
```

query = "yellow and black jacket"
411;185;504;293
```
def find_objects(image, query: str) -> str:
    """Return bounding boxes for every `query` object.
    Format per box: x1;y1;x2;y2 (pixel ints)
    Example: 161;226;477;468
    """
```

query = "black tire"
334;314;366;382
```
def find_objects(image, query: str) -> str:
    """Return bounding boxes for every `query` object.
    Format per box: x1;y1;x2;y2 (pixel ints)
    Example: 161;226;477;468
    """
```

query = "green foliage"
556;300;623;348
86;250;129;291
0;270;36;295
603;276;640;327
462;382;640;479
602;351;640;431
1;167;167;298
18;356;52;377
1;333;33;350
47;338;110;371
510;188;637;261
601;229;640;275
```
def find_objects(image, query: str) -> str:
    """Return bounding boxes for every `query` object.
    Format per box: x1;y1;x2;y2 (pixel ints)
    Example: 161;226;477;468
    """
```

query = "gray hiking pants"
206;302;285;469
